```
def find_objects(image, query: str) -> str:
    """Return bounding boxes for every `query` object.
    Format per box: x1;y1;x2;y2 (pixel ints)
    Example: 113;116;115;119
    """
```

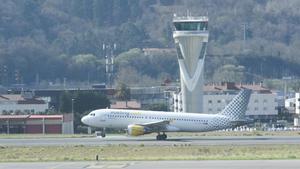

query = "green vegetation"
115;83;131;102
145;103;169;111
0;144;300;161
58;91;110;133
1;1;300;87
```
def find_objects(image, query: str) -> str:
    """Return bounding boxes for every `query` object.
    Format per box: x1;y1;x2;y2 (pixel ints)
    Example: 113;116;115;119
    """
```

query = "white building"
0;92;49;115
173;92;182;112
295;93;300;126
285;97;295;111
285;93;300;127
173;82;278;121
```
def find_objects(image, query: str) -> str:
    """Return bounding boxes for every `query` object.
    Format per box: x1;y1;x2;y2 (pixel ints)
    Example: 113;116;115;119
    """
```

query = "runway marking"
49;163;70;169
86;162;131;169
86;165;104;169
49;163;84;169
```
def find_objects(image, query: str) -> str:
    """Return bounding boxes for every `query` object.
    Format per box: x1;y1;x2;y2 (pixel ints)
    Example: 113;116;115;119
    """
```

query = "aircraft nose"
81;116;88;125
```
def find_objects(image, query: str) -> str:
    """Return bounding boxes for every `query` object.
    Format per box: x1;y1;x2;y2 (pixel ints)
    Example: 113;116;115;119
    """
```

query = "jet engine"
127;124;151;136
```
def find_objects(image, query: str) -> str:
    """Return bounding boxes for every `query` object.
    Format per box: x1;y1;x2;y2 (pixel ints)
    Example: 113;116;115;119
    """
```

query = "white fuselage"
82;109;234;132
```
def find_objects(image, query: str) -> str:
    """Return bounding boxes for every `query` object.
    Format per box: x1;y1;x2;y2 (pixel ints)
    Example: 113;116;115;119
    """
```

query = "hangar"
0;114;72;134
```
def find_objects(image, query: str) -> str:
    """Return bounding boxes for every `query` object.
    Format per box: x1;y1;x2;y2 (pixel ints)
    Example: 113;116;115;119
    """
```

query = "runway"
0;160;300;169
1;135;300;146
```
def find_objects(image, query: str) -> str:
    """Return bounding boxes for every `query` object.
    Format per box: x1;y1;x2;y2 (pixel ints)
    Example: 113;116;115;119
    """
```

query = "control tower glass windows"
174;21;208;31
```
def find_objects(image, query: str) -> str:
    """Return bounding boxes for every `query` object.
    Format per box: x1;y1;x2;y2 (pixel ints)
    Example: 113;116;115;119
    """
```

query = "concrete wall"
62;121;74;134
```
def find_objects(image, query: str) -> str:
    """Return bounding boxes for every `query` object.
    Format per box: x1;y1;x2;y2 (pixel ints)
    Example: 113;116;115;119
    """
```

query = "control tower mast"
173;15;209;113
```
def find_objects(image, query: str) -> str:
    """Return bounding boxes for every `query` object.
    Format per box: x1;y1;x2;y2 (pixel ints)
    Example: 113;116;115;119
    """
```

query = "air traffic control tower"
173;15;209;113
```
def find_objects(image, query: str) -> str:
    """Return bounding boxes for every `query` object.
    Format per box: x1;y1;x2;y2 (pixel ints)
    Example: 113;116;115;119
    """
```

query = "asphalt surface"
1;135;300;146
1;160;300;169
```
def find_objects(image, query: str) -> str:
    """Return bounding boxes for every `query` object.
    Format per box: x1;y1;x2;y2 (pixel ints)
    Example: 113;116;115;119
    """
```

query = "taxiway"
0;160;299;169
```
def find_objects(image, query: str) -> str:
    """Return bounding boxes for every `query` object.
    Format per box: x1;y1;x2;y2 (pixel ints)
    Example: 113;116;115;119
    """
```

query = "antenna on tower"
103;42;116;88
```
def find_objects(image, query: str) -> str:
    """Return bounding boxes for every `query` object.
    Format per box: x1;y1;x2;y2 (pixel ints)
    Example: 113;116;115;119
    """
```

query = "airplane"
81;89;251;140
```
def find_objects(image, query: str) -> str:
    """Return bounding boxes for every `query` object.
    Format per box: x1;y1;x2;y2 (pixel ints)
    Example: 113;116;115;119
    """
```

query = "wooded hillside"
1;0;300;87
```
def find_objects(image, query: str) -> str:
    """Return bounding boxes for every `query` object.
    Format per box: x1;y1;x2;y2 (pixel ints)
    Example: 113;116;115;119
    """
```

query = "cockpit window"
90;113;95;116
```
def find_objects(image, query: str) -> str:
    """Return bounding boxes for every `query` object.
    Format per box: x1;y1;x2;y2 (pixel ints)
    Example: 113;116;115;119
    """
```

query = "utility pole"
283;76;292;99
35;73;39;88
71;98;75;134
242;23;248;53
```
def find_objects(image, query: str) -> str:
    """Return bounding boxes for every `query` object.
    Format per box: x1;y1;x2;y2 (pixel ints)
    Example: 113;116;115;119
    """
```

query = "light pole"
242;23;249;53
71;98;75;134
282;76;292;99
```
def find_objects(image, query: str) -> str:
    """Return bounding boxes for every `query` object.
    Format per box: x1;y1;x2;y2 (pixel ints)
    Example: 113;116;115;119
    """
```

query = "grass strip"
0;144;300;162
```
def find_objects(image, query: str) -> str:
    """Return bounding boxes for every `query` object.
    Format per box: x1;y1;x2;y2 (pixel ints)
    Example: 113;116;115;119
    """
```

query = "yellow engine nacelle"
127;125;151;136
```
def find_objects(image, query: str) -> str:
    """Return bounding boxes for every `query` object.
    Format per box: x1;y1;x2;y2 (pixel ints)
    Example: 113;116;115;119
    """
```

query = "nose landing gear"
100;128;106;138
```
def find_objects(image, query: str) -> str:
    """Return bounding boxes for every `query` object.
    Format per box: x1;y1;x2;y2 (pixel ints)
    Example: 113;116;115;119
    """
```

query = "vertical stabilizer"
219;89;251;120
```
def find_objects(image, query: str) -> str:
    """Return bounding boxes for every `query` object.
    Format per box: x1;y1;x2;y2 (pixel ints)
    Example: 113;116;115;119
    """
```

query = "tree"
4;0;300;87
59;91;72;113
115;48;178;85
112;0;130;25
92;0;106;26
66;54;104;82
145;103;168;111
213;64;246;83
114;66;159;87
59;91;110;133
115;83;131;103
162;23;173;47
74;91;110;113
115;22;147;51
289;80;300;92
59;90;110;114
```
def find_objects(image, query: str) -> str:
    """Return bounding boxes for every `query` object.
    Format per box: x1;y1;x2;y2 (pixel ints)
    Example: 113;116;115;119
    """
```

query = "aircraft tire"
156;134;167;140
101;131;106;138
162;134;167;140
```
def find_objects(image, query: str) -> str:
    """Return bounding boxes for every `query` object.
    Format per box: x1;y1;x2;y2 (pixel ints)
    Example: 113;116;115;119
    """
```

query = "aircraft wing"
136;120;171;131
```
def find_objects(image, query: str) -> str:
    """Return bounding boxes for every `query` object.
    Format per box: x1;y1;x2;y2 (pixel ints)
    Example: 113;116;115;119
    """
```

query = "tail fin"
218;89;251;120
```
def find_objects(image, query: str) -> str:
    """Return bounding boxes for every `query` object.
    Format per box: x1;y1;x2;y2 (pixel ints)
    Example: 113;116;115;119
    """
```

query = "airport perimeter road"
1;135;300;146
0;160;300;169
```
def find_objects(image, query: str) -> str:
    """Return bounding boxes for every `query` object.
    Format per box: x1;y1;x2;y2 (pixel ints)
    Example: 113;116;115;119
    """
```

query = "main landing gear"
156;132;167;140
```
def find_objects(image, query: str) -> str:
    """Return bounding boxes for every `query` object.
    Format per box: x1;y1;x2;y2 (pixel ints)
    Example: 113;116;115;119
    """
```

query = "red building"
0;114;72;134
